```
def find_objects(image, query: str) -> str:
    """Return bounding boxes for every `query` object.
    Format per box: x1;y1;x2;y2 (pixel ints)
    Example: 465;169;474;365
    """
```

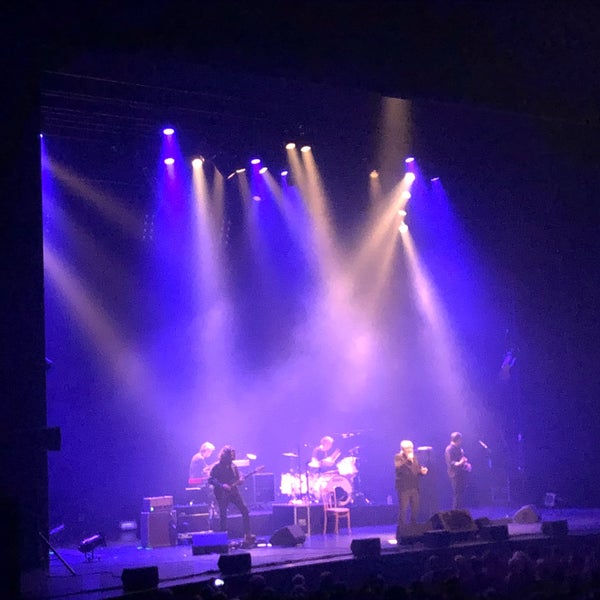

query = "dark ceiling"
8;2;600;126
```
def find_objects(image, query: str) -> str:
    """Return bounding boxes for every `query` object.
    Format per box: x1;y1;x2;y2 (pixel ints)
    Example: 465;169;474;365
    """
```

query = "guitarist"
208;446;254;545
445;432;471;510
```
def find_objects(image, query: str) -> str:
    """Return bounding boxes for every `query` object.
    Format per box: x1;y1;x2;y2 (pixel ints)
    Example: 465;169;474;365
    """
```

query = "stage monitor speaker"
269;524;306;547
542;520;568;537
513;504;540;524
121;566;159;592
218;552;251;574
430;509;477;532
350;537;381;559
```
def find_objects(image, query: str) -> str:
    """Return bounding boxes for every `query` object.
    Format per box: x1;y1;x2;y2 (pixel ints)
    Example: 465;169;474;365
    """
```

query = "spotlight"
370;170;378;178
259;166;268;174
162;128;175;136
401;191;411;200
250;158;261;165
399;223;408;233
227;172;236;180
164;157;175;165
300;145;311;153
281;170;288;177
285;142;296;150
252;195;262;202
78;533;106;560
405;157;414;164
235;168;246;174
404;172;416;184
398;209;407;216
431;177;440;182
39;133;44;139
191;158;204;168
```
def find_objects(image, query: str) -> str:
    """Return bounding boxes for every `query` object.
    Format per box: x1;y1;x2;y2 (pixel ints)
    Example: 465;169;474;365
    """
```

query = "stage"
21;505;600;600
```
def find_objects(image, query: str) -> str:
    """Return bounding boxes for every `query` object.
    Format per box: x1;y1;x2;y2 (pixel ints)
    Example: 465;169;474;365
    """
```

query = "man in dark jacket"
395;440;428;526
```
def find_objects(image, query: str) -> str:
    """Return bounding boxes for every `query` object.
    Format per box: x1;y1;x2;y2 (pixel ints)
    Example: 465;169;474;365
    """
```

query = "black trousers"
450;475;467;510
216;489;250;536
397;488;420;525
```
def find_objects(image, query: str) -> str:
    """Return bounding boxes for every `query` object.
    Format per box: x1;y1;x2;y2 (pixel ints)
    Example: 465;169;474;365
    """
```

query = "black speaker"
541;520;568;537
269;524;306;547
350;537;381;559
121;566;159;592
218;552;251;574
423;529;472;548
430;510;477;532
513;504;540;524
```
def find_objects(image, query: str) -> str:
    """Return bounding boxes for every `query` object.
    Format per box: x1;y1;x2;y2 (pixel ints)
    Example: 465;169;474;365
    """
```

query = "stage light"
404;172;416;184
252;195;262;202
250;158;261;165
285;142;296;150
370;170;378;178
398;209;407;216
431;177;440;182
259;166;268;174
281;170;288;177
405;157;415;164
191;158;204;168
39;133;44;139
300;145;311;153
164;157;175;165
78;533;106;559
401;191;411;200
162;128;175;136
399;223;408;233
235;168;246;174
227;172;236;180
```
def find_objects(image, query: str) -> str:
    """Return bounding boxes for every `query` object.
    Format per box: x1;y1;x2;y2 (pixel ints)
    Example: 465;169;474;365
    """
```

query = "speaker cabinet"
218;552;251;574
140;511;175;548
430;509;477;532
513;504;540;524
269;524;306;547
350;537;381;559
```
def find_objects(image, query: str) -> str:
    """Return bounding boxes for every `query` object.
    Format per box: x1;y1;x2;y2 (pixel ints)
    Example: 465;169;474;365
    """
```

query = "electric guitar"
212;465;265;498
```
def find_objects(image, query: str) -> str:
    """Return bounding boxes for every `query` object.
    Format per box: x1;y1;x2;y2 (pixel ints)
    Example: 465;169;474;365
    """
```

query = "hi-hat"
282;452;298;458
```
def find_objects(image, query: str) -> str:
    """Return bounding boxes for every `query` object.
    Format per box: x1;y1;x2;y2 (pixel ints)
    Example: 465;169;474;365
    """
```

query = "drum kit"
279;440;360;505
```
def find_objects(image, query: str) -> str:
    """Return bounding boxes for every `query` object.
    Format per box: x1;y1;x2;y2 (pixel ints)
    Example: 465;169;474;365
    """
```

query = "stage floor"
21;505;600;600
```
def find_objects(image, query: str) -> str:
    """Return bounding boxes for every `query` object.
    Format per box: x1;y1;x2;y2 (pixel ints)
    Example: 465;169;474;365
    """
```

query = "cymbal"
282;452;298;458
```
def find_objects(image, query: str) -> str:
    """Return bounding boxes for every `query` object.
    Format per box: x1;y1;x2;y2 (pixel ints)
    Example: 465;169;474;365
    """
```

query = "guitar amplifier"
142;496;174;512
140;510;176;547
241;473;275;504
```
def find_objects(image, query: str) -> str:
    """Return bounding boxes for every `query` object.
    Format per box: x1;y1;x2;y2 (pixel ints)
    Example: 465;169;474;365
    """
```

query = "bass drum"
315;474;353;506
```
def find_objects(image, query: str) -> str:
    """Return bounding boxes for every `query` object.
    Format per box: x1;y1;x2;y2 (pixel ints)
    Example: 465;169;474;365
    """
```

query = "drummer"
309;436;340;474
